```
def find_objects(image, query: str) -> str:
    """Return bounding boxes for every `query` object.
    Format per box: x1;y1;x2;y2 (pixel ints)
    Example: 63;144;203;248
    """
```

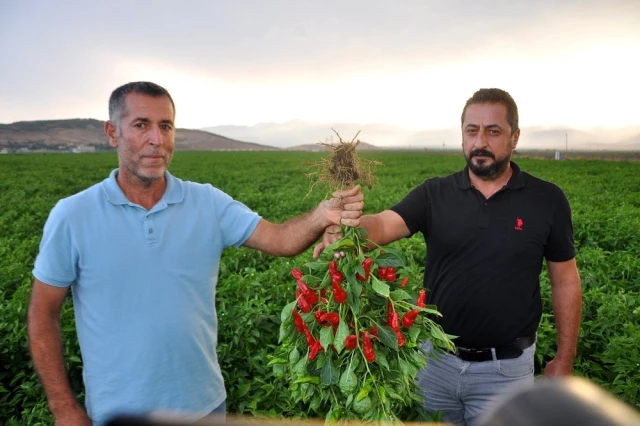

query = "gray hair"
108;82;175;132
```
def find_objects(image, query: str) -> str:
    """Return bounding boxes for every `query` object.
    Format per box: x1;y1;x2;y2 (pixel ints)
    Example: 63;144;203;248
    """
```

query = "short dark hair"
461;88;519;134
108;82;175;129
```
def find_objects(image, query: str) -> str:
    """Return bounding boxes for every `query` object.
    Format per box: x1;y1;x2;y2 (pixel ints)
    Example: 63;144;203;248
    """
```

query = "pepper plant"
271;226;456;422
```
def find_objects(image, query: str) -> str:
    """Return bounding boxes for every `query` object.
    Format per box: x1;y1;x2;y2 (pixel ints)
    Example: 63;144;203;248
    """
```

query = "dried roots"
305;129;381;194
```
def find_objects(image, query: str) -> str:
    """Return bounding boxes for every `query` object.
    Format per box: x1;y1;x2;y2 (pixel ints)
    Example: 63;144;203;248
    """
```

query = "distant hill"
0;119;278;152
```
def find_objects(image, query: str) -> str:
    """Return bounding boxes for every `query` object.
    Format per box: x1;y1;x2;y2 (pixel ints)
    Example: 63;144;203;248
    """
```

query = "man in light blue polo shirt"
28;81;364;426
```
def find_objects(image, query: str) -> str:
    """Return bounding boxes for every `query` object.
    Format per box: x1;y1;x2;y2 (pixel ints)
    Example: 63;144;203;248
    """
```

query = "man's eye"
135;123;145;128
161;124;172;131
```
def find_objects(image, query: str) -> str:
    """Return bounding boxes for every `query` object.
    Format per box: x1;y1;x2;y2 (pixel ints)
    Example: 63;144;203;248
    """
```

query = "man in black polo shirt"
315;88;582;425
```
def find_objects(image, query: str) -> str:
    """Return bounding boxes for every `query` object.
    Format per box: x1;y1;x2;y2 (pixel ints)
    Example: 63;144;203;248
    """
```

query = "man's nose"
148;126;163;146
473;130;489;148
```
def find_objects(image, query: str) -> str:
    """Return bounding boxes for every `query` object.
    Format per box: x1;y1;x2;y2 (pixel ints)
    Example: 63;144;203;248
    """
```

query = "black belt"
455;334;536;362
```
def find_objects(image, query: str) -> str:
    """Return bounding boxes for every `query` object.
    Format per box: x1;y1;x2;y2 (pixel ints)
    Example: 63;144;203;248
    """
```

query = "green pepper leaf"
375;350;390;370
333;319;349;353
390;289;412;301
346;274;362;315
288;347;300;368
280;300;297;323
326;237;355;252
375;248;406;267
338;369;358;395
320;326;334;350
304;260;330;273
302;274;322;285
377;326;399;351
321;358;340;385
372;277;390;298
278;320;294;344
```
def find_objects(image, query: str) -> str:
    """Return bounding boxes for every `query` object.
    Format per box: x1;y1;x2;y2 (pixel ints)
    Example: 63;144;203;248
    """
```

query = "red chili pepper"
331;270;344;285
356;258;375;282
387;301;394;326
291;268;304;280
385;267;397;282
332;280;348;304
417;289;426;308
309;339;322;361
400;277;409;288
371;326;378;337
296;290;312;313
363;332;376;363
319;312;340;327
377;267;388;280
329;259;338;274
314;310;325;323
296;279;318;305
402;309;419;328
395;328;406;347
390;312;399;330
303;329;315;347
292;310;307;333
344;334;358;350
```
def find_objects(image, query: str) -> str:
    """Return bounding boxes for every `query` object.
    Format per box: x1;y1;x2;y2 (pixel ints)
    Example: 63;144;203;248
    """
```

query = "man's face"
462;102;520;180
106;93;175;184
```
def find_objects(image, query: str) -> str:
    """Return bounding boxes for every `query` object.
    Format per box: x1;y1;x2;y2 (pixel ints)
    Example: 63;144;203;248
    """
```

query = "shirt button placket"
145;215;158;245
478;201;490;228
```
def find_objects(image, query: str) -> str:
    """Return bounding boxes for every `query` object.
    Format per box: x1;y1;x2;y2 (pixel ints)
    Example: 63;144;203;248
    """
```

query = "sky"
1;0;639;135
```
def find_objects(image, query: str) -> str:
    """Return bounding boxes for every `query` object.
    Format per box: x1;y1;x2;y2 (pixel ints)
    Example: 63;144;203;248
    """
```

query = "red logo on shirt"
514;217;524;231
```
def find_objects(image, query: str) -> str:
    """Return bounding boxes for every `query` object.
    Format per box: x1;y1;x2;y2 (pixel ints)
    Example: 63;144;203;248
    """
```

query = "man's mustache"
470;149;495;159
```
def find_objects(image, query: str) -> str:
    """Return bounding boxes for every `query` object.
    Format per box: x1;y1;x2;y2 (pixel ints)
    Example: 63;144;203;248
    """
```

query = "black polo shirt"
390;162;575;348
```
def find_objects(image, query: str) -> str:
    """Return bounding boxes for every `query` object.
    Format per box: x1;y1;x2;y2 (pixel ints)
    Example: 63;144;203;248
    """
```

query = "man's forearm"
551;278;582;361
28;315;81;415
270;203;331;256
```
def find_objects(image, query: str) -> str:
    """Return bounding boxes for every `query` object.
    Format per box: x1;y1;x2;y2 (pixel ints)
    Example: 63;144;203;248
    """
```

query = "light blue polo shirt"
33;169;261;425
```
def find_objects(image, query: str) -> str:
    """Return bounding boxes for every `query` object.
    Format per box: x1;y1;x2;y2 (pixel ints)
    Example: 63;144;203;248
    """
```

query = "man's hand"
54;403;92;426
544;356;573;377
313;224;341;259
323;185;364;227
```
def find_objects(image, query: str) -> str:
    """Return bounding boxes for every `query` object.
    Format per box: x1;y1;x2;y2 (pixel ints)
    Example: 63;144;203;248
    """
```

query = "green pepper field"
1;151;638;424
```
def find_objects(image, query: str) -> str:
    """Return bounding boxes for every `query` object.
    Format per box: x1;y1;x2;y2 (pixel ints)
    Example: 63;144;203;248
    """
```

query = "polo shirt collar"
102;169;184;206
457;161;525;190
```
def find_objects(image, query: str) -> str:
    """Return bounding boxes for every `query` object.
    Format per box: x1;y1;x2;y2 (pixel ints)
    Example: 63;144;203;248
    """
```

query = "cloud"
0;0;639;133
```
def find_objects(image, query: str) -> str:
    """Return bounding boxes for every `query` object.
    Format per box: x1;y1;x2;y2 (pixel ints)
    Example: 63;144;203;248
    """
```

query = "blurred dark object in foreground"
107;377;640;426
478;377;640;426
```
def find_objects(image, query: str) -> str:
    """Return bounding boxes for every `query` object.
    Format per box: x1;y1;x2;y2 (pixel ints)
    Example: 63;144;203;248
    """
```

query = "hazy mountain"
204;121;640;151
204;121;409;149
0;119;277;152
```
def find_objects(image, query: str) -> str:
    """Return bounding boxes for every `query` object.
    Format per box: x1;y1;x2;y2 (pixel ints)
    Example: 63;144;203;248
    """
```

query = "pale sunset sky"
1;0;639;133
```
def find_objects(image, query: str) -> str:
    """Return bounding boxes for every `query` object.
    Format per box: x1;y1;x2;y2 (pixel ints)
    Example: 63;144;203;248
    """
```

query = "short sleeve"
209;186;262;248
32;200;77;287
389;181;429;236
544;189;576;262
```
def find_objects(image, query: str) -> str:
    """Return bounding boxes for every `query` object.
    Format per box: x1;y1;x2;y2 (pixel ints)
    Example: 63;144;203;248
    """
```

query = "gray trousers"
417;340;535;426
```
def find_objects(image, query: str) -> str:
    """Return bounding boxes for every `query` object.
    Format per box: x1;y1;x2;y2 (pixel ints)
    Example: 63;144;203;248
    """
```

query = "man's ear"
511;128;521;149
105;121;118;148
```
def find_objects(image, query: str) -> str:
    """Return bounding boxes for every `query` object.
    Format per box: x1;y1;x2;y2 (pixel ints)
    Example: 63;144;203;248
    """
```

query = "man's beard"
465;149;510;180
